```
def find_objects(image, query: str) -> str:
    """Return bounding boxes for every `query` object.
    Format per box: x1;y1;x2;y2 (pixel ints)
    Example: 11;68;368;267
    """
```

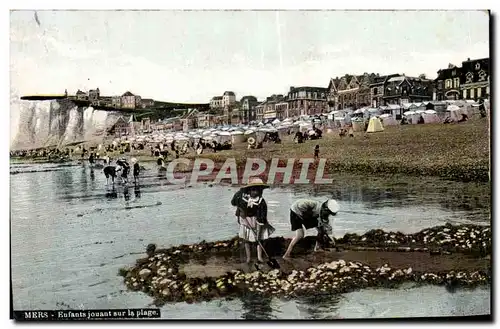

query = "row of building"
74;89;155;109
208;57;490;124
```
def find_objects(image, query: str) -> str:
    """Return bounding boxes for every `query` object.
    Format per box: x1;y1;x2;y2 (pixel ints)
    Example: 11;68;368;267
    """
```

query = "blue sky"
10;10;489;103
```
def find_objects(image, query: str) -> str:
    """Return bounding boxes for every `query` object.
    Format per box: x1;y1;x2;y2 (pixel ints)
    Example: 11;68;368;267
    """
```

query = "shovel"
244;220;280;270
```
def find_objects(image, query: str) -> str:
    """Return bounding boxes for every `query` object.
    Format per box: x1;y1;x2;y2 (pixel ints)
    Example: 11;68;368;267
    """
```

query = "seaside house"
382;75;433;106
255;102;265;122
287;86;328;117
435;64;461;101
260;94;285;121
76;90;87;101
112;96;122;108
180;109;199;131
240;96;259;124
222;91;237;107
328;73;377;110
460;57;489;101
121;91;142;109
106;116;129;137
369;74;399;107
210;96;223;110
275;99;289;120
88;88;100;105
196;112;214;128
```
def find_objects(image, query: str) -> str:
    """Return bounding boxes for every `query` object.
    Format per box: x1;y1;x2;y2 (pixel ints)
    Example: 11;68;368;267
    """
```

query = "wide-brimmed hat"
242;177;269;190
324;199;340;214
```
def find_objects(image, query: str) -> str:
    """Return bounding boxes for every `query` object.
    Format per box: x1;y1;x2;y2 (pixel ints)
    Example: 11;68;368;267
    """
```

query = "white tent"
354;108;368;114
446;105;464;122
421;110;440;124
403;111;420;124
230;130;245;144
298;121;313;133
272;119;281;125
366;116;384;133
379;113;398;126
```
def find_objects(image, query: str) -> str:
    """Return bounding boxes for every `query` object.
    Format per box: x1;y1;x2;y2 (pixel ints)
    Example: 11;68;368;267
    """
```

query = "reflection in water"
80;167;88;194
90;168;95;182
296;293;343;319
134;184;141;199
105;185;117;199
240;292;273;320
123;186;130;202
54;169;74;195
294;179;489;214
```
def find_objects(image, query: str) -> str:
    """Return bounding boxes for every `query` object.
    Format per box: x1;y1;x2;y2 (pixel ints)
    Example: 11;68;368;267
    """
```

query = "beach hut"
401;103;416;111
366;117;384;133
387;104;402;118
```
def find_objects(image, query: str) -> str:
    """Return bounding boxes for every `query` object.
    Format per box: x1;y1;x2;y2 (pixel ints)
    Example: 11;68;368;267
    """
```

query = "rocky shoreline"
119;223;491;306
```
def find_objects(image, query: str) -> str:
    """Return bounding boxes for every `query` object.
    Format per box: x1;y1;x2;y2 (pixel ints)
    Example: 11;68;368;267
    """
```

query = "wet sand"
181;249;491;278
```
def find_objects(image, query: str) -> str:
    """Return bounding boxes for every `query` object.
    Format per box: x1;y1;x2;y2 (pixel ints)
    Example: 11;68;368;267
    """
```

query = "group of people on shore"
10;147;73;161
231;177;339;263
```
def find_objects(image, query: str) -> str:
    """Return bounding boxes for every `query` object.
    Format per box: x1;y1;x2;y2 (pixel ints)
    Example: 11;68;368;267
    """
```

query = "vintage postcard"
9;9;491;321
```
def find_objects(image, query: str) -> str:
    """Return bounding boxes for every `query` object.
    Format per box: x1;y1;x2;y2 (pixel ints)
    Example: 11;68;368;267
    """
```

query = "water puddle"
10;163;490;316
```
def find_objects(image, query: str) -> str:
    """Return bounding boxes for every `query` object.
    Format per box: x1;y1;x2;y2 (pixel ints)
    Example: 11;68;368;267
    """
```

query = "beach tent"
230;130;245;144
445;105;464;122
351;117;365;132
379;113;398;126
403;111;419;124
366;116;384;133
421;110;440;124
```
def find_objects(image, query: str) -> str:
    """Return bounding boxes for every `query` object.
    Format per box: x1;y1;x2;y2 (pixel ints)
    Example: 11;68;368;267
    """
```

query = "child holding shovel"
231;177;275;264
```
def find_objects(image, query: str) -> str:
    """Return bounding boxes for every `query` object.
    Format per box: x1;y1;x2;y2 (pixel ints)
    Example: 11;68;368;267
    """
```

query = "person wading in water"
231;178;275;264
283;199;339;260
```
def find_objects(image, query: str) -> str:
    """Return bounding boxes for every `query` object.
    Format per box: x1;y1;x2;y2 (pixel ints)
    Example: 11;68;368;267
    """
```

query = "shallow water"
10;161;491;318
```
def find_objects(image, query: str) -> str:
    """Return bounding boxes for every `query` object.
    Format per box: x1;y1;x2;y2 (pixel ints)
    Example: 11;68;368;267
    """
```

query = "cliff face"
12;100;52;150
11;98;127;150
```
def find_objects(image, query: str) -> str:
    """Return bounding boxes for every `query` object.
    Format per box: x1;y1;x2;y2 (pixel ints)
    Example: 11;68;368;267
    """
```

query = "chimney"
467;58;470;61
